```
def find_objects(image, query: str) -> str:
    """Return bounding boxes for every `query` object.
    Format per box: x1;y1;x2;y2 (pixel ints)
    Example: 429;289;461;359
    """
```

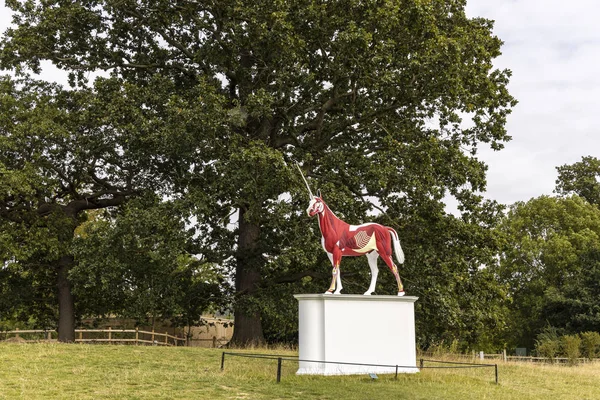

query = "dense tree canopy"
0;74;223;340
0;76;146;341
71;196;225;331
495;195;600;348
1;0;516;346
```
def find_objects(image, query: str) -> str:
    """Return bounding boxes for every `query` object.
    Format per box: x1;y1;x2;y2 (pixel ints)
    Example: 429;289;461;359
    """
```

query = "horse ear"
317;189;322;198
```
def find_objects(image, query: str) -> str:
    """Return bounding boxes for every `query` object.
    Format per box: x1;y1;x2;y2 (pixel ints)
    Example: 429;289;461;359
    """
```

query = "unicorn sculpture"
297;165;406;296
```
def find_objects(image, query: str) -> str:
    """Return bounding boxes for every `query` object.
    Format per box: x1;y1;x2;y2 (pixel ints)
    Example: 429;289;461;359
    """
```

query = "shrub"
561;334;582;365
580;331;600;360
535;326;560;362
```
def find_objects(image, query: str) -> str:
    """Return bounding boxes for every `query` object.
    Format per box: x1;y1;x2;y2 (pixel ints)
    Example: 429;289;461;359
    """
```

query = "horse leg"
325;246;343;295
334;264;343;295
324;252;334;295
363;252;379;295
378;245;405;296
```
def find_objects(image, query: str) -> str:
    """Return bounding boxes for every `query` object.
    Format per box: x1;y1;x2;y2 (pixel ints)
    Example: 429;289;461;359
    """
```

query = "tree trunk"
230;207;266;346
57;254;76;343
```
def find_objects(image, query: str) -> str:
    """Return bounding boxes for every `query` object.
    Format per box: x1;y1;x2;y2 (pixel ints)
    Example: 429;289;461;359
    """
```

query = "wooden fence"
476;351;599;364
1;327;186;346
418;350;600;364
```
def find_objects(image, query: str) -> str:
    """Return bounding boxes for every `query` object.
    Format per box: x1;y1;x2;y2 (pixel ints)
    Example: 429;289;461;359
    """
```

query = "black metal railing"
220;352;499;384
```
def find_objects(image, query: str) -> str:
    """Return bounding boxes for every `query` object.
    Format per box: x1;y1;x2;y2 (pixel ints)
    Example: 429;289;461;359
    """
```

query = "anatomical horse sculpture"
297;165;406;296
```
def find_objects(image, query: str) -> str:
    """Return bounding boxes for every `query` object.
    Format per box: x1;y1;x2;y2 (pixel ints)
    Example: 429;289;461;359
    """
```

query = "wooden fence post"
503;349;507;362
495;364;498;384
151;328;155;345
276;357;282;383
15;328;19;339
79;330;83;341
108;326;112;342
47;331;52;341
135;327;139;345
164;331;168;346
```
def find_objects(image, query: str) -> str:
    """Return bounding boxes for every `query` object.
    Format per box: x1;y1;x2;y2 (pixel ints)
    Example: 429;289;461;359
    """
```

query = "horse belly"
344;231;377;255
342;247;374;256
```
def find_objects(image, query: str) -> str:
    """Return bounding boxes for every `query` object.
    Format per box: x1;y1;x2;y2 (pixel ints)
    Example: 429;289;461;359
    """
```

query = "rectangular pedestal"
294;294;419;375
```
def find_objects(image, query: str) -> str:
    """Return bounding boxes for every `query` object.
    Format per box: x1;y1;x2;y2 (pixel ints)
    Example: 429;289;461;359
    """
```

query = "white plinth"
294;294;419;375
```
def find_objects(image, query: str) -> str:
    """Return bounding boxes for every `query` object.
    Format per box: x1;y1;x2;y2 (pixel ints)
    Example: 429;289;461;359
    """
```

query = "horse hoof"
397;291;405;297
324;291;333;295
363;292;373;296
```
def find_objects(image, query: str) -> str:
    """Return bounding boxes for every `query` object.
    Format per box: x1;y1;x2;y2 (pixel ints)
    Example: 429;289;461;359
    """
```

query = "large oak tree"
2;0;516;345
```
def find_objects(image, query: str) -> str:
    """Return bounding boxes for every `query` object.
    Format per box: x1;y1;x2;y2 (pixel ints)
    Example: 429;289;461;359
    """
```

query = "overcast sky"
1;1;598;209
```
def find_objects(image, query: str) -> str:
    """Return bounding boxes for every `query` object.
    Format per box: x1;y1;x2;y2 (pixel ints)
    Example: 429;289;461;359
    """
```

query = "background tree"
2;0;516;345
541;248;600;334
70;196;225;333
555;156;600;206
0;74;222;341
401;196;508;350
495;195;600;348
0;76;141;342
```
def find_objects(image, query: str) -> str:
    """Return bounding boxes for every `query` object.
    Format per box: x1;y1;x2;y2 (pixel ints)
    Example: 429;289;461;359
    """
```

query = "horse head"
307;193;324;217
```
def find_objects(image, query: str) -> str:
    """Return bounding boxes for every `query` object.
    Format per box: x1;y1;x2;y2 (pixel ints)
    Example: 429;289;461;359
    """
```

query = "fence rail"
1;328;186;346
418;350;600;364
220;352;499;384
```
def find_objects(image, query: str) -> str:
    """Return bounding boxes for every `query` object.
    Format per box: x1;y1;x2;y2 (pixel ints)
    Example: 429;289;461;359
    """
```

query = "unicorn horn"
295;163;314;199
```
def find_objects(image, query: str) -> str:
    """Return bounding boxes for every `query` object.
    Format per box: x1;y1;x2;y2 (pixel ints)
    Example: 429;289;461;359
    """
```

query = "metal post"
420;358;424;369
221;352;226;371
495;364;498;384
395;365;399;380
276;357;282;383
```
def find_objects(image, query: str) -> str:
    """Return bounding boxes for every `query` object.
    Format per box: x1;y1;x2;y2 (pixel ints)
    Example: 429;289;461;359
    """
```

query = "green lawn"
0;343;598;399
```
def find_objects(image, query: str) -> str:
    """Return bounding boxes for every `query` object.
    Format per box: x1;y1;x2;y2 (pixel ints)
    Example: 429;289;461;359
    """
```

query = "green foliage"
0;258;58;329
560;334;582;365
1;0;516;345
580;331;600;360
397;197;508;349
555;156;600;206
496;195;600;347
70;196;226;328
533;331;600;364
541;251;600;334
534;326;560;362
0;74;224;336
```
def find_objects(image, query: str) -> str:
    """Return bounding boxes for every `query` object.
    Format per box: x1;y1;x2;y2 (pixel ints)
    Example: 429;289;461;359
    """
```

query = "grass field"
1;343;599;399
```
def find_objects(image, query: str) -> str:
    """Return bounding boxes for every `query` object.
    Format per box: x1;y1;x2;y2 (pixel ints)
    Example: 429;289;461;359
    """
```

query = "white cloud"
465;0;600;208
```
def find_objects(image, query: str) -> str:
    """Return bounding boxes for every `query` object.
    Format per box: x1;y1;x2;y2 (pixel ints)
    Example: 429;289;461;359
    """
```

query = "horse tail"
388;228;405;264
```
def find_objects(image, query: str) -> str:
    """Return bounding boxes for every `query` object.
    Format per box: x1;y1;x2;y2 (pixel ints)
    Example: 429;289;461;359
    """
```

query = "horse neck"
317;203;348;238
